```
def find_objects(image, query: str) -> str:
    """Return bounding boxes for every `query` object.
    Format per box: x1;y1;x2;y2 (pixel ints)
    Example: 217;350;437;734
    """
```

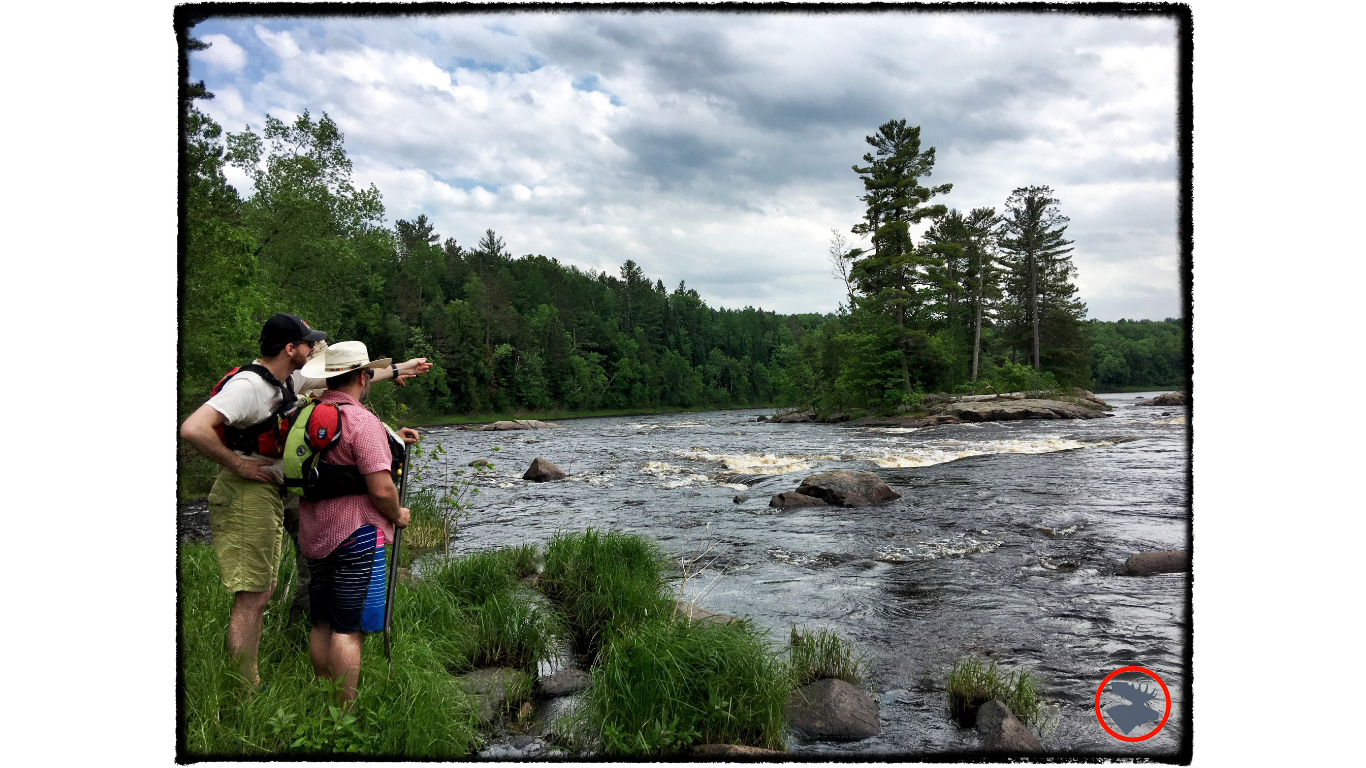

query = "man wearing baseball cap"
179;314;431;691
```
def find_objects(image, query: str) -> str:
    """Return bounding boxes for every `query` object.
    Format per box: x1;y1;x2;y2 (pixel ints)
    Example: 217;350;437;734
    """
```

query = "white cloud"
198;33;247;73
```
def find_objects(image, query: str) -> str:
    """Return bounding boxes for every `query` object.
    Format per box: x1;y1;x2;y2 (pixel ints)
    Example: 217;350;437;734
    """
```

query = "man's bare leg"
328;631;364;702
227;584;274;688
309;624;334;678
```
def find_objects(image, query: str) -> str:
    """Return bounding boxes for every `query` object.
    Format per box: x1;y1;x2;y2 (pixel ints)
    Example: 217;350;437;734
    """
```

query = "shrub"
787;626;867;688
945;656;1040;726
539;529;673;658
581;617;787;756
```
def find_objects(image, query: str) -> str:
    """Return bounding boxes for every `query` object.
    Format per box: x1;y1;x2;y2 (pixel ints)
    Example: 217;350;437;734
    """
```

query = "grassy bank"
182;528;871;759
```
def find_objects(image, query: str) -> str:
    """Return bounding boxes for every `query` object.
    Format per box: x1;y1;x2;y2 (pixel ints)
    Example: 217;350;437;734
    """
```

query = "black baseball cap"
260;313;328;347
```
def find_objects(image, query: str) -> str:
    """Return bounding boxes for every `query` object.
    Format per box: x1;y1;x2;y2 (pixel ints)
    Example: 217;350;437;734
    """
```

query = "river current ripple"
416;393;1189;758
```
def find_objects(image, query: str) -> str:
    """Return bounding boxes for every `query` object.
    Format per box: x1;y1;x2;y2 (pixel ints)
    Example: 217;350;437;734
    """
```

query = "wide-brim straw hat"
301;340;392;379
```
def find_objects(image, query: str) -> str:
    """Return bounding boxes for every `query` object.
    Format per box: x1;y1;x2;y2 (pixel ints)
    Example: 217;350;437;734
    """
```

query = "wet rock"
535;668;591;698
469;457;492;468
756;415;768;422
795;470;900;507
785;678;880;741
1137;392;1186;406
1122;550;1188;576
523;457;567;482
453;667;532;725
771;411;816;423
976;700;1041;752
824;412;850;423
769;491;828;508
479;419;565;431
733;494;748;504
690;743;784;757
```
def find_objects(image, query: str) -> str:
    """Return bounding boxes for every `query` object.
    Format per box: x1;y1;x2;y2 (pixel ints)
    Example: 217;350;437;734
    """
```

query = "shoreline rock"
785;678;880;742
976;700;1041;752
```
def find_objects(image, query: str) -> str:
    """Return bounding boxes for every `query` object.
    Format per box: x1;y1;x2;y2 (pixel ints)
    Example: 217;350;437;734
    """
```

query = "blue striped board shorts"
306;524;387;633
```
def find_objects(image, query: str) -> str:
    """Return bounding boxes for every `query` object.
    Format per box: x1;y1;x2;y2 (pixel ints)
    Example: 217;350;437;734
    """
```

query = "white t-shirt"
206;366;327;479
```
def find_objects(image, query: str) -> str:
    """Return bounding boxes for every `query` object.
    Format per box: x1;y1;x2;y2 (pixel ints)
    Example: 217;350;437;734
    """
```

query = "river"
414;392;1189;758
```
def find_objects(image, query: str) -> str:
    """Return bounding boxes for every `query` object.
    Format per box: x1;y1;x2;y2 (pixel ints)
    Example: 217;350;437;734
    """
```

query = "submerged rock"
976;700;1041;752
535;668;591;698
690;744;784;757
479;419;565;431
469;457;492;468
769;491;828;508
523;457;567;482
1122;550;1188;576
795;470;900;507
785;678;880;741
453;667;532;725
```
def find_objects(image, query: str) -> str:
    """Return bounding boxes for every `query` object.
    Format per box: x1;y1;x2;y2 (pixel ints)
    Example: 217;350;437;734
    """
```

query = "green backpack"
283;398;405;500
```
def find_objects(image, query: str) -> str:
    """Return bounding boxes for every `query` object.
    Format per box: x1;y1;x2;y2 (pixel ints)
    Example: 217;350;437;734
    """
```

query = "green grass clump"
423;548;559;675
179;542;481;758
427;550;520;607
465;592;560;673
945;656;1040;726
539;529;674;658
787;626;868;688
580;617;788;756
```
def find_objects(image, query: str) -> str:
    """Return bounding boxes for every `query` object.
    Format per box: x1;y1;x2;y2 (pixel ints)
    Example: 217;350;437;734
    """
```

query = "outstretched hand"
394;358;432;387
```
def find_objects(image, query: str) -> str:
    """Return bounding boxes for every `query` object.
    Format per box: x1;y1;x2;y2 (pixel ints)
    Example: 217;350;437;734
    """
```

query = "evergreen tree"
847;119;952;397
997;185;1086;380
924;207;1001;381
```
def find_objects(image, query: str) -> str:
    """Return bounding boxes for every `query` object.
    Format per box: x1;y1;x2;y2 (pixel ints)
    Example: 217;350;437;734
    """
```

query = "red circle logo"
1094;666;1171;742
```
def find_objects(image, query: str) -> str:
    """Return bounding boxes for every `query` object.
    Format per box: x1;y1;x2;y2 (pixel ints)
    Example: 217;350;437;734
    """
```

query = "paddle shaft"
383;445;410;674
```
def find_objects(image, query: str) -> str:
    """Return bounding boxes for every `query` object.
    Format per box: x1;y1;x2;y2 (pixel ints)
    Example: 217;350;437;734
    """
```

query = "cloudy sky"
185;6;1182;321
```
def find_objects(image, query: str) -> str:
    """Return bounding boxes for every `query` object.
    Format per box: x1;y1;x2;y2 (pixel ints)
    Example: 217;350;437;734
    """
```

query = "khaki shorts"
207;468;285;593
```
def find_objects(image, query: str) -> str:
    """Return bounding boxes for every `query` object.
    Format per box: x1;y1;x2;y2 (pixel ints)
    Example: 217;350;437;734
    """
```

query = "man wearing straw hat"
295;340;413;703
179;314;430;692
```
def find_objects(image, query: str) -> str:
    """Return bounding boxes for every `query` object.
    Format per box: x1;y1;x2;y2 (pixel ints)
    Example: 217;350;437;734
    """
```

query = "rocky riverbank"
767;389;1113;428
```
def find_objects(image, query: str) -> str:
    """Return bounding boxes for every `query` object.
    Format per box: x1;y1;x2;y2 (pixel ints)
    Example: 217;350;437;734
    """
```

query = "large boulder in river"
796;470;900;507
785;678;880;741
976;700;1041;752
932;398;1108;422
771;411;816;423
769;491;829;509
1122;550;1188;576
479;419;564;431
1137;393;1186;406
523;457;567;482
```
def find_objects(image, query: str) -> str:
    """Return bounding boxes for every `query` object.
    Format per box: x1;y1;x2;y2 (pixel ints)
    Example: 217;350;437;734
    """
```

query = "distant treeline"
181;74;1185;425
1085;318;1186;392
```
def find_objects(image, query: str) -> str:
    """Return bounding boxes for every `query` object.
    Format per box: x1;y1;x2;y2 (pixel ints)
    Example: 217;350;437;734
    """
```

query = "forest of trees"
180;53;1185;433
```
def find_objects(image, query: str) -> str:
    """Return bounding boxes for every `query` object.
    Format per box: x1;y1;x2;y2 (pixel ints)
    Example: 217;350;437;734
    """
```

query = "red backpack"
209;363;298;459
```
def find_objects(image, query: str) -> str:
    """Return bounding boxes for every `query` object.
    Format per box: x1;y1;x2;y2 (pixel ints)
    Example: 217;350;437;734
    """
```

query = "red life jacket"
209;363;298;459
